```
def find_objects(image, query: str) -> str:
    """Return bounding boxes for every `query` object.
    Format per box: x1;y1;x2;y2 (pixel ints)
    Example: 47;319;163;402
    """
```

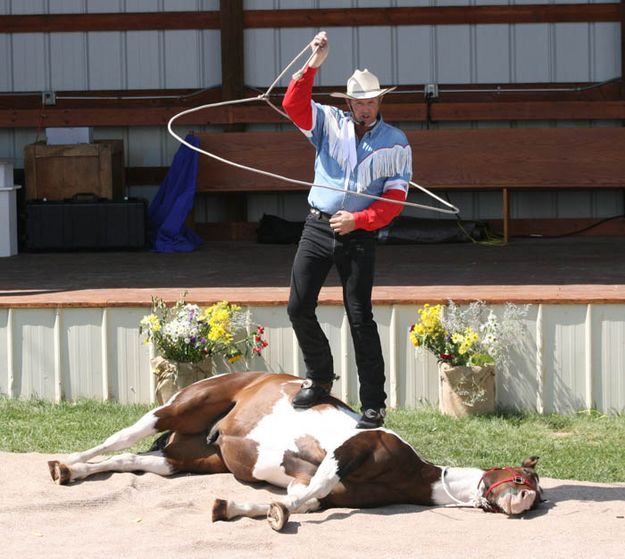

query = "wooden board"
196;131;313;192
196;128;625;191
407;128;625;188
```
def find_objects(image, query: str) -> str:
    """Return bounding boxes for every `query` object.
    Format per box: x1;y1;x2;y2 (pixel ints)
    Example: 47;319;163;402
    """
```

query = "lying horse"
48;372;541;530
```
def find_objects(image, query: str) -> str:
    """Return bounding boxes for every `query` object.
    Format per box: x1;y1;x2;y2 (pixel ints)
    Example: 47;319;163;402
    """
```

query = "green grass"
0;397;155;455
386;407;625;483
1;397;624;483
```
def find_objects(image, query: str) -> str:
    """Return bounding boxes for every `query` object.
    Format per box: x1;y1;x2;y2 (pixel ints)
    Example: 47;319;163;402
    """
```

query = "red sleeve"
353;188;407;231
282;65;317;130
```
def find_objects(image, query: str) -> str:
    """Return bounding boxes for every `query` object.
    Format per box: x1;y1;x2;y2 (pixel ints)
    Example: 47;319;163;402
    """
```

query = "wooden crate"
24;140;124;201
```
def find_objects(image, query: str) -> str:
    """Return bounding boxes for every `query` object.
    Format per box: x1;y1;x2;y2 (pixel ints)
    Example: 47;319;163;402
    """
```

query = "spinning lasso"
167;42;459;215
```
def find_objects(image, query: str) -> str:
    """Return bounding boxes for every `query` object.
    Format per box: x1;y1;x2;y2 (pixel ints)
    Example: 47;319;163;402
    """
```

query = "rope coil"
167;42;459;216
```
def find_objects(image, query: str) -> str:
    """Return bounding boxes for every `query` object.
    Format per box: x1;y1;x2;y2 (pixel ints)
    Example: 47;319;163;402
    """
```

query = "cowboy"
282;31;412;429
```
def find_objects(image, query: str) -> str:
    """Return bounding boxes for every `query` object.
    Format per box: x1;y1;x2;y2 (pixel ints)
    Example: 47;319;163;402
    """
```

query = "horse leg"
212;480;321;523
48;451;174;485
212;499;271;522
280;454;339;509
213;455;339;529
62;373;262;466
50;432;230;485
264;457;340;530
63;409;162;465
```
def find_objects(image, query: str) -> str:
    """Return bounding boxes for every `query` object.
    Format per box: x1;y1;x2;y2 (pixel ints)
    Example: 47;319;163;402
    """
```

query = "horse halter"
479;467;539;509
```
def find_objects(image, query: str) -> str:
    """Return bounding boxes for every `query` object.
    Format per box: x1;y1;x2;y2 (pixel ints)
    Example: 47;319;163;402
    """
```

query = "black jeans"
287;213;386;410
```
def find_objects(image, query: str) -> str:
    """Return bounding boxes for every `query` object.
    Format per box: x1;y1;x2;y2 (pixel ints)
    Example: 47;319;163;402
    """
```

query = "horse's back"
153;371;297;434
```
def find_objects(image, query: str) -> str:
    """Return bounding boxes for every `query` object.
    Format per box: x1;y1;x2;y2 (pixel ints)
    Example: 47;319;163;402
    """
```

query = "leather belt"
309;208;333;222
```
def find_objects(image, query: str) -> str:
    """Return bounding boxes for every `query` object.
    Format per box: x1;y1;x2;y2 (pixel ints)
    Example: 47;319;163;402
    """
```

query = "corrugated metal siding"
62;308;105;401
595;305;625;412
0;0;619;90
2;303;625;413
0;0;622;219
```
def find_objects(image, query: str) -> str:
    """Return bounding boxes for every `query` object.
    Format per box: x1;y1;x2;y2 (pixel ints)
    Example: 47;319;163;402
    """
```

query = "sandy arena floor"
2;451;624;559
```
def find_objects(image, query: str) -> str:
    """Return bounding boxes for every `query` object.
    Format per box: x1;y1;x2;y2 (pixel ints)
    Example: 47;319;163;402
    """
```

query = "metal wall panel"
4;0;47;14
62;308;105;401
51;33;88;91
11;34;47;91
594;305;625;412
476;24;511;83
12;309;57;400
86;0;124;13
0;2;622;221
87;32;125;90
239;305;299;375
0;1;620;90
542;304;588;414
3;302;625;413
0;309;8;396
49;0;85;14
497;305;540;411
125;0;162;13
437;25;472;83
127;31;163;89
106;308;152;404
396;25;434;84
555;23;591;82
0;34;12;91
396;304;440;408
593;23;621;79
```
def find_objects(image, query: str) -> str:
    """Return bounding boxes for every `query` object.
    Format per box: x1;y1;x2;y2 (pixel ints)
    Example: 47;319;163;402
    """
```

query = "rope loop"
167;41;460;216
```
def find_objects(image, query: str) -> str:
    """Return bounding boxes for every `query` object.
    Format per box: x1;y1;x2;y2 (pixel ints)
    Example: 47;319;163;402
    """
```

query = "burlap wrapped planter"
151;356;213;404
438;362;496;417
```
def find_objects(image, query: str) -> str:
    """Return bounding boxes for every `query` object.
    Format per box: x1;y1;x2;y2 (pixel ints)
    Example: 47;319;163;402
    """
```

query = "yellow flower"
140;313;161;332
202;301;238;344
208;324;229;342
451;332;463;344
418;304;443;333
409;330;420;347
464;327;479;345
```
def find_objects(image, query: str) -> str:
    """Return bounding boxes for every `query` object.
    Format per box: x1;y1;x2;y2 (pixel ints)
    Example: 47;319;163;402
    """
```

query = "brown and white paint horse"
48;372;542;530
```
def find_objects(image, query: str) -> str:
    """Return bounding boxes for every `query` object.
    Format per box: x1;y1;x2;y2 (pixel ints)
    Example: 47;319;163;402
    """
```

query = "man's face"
350;97;381;127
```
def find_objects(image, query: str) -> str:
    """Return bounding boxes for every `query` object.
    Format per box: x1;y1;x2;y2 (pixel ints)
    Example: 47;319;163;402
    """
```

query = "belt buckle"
310;208;322;219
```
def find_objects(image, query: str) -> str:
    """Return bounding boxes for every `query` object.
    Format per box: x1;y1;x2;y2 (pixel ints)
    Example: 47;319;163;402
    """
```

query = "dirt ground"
2;452;625;559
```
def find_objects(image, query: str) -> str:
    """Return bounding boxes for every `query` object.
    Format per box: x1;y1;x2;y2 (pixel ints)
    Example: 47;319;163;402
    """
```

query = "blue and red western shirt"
283;65;412;231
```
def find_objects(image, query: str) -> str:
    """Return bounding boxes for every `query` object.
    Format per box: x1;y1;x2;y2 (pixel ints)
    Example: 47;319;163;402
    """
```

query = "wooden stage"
2;236;625;412
1;236;624;307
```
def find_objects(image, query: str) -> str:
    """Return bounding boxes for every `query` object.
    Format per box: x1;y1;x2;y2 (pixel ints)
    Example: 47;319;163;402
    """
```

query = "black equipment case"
25;195;147;251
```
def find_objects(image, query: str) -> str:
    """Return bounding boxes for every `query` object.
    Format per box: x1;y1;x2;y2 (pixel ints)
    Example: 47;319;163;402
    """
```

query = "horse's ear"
522;456;539;470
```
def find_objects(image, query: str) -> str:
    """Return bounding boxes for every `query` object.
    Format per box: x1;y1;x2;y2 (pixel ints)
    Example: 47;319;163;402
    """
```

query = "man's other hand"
329;211;356;235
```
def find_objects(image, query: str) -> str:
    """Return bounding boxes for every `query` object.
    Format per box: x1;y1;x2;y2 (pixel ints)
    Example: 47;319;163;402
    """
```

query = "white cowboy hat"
330;69;396;100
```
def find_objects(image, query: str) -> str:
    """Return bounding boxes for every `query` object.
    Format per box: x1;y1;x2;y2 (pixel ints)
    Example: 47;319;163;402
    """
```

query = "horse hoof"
212;499;229;522
47;460;71;485
267;502;289;532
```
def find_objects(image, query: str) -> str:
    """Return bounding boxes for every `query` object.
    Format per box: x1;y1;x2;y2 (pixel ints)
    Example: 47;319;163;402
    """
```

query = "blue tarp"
148;134;203;252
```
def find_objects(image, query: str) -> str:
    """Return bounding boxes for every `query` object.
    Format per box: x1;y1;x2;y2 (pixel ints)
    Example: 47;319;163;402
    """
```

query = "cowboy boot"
292;378;333;409
356;408;386;429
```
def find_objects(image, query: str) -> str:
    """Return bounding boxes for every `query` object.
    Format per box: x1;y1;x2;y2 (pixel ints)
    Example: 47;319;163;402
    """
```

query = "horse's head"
479;456;542;515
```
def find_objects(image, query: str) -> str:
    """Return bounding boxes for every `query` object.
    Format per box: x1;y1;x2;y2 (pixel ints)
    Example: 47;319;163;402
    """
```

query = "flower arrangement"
140;296;267;364
409;301;528;368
